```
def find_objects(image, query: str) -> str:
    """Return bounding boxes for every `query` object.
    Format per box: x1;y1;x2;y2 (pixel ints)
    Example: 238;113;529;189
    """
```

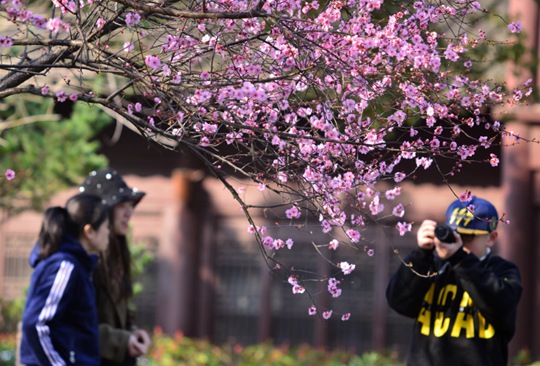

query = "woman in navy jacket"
20;194;110;366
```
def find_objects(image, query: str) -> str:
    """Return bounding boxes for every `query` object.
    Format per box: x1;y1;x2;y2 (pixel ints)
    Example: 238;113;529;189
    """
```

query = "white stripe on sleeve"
36;260;75;366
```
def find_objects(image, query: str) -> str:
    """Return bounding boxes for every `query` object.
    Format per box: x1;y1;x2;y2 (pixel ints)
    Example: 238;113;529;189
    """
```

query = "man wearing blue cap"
386;196;522;366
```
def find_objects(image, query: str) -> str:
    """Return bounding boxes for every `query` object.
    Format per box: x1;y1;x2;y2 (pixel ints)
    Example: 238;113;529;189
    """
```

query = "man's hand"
434;229;463;260
417;220;437;250
417;220;463;260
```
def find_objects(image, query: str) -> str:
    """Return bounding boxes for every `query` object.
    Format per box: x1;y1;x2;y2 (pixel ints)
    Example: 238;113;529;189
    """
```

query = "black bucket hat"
79;168;145;208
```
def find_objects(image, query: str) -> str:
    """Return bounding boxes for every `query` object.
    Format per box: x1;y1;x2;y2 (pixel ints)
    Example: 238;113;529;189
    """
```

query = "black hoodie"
386;247;522;366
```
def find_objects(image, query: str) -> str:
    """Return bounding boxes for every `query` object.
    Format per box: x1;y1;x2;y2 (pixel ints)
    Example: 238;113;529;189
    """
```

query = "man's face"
461;231;497;258
113;200;135;236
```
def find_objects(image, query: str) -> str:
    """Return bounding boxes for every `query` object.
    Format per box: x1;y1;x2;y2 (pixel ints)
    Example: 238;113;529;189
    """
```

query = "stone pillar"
503;0;539;358
501;121;534;358
196;205;217;338
156;169;202;335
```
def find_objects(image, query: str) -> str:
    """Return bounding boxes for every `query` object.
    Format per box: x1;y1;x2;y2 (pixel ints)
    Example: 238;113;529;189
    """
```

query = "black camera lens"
435;224;456;243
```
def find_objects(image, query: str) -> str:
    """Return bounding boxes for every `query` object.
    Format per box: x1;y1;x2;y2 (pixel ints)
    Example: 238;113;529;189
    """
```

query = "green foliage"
0;96;111;211
0;333;16;366
1;329;540;366
130;242;155;296
513;349;540;366
0;298;24;333
146;331;405;366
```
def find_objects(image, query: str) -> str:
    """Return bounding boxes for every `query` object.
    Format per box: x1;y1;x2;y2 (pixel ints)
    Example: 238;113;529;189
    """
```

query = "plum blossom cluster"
248;225;294;250
327;278;342;298
0;0;531;317
288;276;305;294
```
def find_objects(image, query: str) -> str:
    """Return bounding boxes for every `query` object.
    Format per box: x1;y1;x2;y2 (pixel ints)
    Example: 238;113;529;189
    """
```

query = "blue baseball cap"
445;196;498;235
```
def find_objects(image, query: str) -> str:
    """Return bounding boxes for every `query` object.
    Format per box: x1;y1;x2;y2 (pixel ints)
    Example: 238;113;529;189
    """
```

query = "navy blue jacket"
20;236;100;365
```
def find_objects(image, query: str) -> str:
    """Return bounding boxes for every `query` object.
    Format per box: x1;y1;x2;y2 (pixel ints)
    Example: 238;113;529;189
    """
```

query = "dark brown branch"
111;0;270;19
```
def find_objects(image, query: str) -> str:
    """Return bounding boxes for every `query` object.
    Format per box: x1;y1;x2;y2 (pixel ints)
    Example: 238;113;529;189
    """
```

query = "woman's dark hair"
38;194;109;259
101;232;133;300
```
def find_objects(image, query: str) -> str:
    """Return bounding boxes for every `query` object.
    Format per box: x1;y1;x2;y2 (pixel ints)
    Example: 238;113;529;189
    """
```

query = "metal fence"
2;224;415;359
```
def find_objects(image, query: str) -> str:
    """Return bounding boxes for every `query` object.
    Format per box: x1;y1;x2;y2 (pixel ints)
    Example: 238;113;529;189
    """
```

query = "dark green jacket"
94;267;136;366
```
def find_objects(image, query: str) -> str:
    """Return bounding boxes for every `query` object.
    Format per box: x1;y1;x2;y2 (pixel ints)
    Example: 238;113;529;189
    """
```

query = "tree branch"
110;0;270;19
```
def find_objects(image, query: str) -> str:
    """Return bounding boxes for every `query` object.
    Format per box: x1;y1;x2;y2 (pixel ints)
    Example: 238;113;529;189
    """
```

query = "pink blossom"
56;91;67;102
69;94;78;102
262;236;273;248
145;55;162;70
328;286;342;298
392;203;405;218
199;136;210;146
286;239;294;249
95;18;105;29
339;261;356;275
288;275;298;286
172;73;182;84
41;86;49;95
31;14;47;29
328;239;339;250
285;206;302;219
321;220;332;234
367;248;375;257
135;103;142;112
394;172;406;183
4;169;15;180
123;42;134;53
328;278;339;287
508;21;522;34
162;64;171;77
273;239;284;250
459;190;472;202
369;196;384;215
322;310;332;320
125;12;141;27
489;153;500;167
385;186;401;200
292;284;305;294
341;313;351;321
416;157;433;170
0;36;13;48
47;18;65;33
327;277;342;297
396;221;412;236
346;229;360;243
308;306;317;316
198;122;216;135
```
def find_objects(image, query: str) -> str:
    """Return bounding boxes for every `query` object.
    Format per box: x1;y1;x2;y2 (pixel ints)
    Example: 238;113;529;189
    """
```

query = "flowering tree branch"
0;0;533;317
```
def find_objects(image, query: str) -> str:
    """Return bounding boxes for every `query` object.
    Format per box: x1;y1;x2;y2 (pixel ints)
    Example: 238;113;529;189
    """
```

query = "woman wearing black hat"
80;168;151;366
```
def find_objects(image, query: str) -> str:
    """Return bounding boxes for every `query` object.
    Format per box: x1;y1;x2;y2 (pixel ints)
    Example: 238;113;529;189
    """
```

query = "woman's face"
113;200;135;236
92;219;110;252
84;219;110;254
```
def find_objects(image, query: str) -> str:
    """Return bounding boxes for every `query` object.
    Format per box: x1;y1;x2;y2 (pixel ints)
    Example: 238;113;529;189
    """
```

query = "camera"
434;224;456;243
